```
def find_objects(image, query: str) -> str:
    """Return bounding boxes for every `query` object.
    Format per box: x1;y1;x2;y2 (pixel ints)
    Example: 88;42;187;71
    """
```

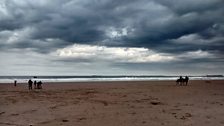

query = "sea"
0;75;223;83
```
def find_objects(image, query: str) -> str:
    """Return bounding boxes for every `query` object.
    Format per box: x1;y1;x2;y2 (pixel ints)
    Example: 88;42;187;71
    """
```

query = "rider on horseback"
176;76;189;86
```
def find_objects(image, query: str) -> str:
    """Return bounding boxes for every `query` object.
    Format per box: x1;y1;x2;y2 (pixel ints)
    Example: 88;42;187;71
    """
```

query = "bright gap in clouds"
55;44;175;63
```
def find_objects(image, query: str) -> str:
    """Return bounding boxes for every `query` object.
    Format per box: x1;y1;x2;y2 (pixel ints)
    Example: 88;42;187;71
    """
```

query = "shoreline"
0;76;223;84
0;79;223;84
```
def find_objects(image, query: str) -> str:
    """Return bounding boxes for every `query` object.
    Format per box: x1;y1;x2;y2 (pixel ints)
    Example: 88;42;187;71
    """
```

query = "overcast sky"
0;0;224;76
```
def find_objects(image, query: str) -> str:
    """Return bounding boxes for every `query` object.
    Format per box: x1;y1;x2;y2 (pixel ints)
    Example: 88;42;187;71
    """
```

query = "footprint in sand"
150;100;162;105
77;117;87;122
179;113;192;120
10;113;19;116
62;119;69;122
129;112;136;115
22;109;37;114
220;121;224;124
94;100;108;106
0;112;5;115
210;101;223;106
185;113;192;117
142;121;146;124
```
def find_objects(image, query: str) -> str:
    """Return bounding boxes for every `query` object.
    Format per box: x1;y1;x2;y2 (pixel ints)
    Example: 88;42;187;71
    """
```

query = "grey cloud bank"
0;0;223;75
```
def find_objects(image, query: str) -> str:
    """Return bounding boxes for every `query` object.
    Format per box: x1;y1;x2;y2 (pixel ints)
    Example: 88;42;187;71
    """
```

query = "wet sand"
0;80;224;126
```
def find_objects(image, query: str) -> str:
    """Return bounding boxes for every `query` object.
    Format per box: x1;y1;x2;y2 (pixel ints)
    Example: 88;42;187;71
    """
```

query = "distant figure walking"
185;76;189;85
28;79;33;90
34;80;37;89
14;80;17;87
37;81;43;89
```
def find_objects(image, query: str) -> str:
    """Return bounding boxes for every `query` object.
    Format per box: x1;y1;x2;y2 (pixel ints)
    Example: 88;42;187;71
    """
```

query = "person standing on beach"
14;80;17;86
28;79;33;90
179;76;183;85
34;80;37;89
185;76;189;85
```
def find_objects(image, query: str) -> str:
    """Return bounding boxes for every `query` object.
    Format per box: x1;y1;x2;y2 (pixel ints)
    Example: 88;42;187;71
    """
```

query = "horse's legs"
176;80;179;85
183;79;185;86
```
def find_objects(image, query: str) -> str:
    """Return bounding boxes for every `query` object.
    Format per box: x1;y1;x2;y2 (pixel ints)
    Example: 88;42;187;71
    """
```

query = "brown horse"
176;77;189;86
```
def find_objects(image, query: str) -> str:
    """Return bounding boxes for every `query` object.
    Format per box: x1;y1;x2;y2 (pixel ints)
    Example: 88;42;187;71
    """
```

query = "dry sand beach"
0;80;224;126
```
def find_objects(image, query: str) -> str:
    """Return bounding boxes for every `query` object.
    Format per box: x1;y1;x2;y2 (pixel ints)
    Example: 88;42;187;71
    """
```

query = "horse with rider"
176;76;189;86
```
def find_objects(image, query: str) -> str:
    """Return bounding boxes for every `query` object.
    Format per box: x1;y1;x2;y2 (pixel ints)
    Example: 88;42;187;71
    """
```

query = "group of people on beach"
28;79;43;90
176;76;189;86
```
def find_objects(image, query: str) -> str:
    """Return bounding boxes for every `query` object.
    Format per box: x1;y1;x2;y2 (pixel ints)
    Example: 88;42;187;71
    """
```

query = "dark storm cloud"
155;0;223;15
0;0;224;56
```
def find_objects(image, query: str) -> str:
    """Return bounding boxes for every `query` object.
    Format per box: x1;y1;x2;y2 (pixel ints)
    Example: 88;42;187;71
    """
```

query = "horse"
176;77;189;86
